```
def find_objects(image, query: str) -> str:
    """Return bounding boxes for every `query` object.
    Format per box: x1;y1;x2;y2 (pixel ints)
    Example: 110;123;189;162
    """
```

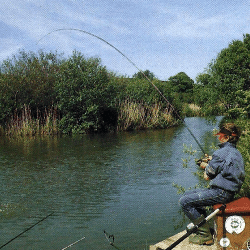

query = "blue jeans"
179;187;234;221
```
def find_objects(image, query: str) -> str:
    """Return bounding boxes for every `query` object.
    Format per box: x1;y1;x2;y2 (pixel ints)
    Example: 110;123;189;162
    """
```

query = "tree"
55;51;117;134
207;33;250;105
133;69;155;80
168;72;194;93
195;73;212;86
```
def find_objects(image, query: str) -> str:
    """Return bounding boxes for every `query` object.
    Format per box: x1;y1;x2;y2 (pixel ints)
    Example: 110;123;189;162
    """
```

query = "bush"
0;50;62;125
117;78;183;117
55;51;118;134
227;90;250;119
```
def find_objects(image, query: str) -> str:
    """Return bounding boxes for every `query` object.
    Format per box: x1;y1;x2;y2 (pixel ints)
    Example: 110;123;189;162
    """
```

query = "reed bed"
6;105;59;137
117;99;176;131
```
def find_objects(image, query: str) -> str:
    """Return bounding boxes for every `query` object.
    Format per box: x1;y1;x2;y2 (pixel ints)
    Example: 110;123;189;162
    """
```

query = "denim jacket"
205;142;245;192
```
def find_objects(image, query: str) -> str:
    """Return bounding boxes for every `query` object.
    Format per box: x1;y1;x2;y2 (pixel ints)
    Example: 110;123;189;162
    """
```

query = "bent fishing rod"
38;28;205;155
0;212;54;249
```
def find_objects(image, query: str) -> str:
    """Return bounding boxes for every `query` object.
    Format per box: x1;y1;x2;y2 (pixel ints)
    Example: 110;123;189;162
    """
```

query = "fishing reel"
195;154;212;167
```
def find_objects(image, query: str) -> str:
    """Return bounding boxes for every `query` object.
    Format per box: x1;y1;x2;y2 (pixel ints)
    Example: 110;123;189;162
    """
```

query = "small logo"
225;215;245;234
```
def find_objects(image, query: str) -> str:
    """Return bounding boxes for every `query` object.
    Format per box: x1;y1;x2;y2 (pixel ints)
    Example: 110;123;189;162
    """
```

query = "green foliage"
0;49;185;135
168;72;194;93
234;119;250;198
168;72;194;104
196;73;212;86
0;50;62;124
227;90;250;119
118;78;184;122
172;182;186;194
119;78;169;103
192;82;226;116
132;69;155;80
55;51;118;134
183;143;197;155
207;34;250;105
6;105;58;136
193;34;250;117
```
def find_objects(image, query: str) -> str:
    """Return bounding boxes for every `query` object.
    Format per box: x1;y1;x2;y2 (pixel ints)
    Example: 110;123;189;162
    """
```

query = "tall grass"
182;103;202;117
117;99;177;131
6;105;59;137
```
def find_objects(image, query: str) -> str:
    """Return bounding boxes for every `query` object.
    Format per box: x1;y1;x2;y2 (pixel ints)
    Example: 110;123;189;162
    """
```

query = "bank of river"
0;117;222;249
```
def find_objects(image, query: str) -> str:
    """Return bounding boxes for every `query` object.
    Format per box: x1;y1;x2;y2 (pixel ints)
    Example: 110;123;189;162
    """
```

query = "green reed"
6;105;59;137
117;99;176;131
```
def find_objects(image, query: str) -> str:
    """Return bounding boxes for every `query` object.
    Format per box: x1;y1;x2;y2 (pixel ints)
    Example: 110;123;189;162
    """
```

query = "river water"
0;117;222;250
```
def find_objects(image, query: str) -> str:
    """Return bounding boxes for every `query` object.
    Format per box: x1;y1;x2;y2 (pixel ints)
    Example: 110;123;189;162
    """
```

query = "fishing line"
0;212;54;249
37;28;205;154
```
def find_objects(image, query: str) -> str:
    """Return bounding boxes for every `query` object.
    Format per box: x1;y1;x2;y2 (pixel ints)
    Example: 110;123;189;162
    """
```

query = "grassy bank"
2;101;178;137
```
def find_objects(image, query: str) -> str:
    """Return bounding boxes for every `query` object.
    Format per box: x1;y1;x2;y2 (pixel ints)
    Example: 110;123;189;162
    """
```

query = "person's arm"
205;153;223;179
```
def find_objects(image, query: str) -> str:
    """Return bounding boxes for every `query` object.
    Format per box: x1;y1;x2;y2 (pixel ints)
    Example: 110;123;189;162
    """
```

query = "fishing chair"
213;197;250;250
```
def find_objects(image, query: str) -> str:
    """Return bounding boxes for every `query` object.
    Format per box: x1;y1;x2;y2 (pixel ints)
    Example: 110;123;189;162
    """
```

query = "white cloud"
1;0;249;79
142;1;250;39
0;0;131;41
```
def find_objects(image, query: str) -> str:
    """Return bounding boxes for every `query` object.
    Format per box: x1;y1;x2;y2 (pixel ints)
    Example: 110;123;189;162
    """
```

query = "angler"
179;123;245;245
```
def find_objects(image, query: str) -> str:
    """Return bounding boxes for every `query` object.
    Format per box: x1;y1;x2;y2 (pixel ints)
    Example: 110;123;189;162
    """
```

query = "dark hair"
219;123;241;144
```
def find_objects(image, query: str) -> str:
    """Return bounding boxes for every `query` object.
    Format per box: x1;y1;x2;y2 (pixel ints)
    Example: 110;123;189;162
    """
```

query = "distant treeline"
0;50;197;136
1;34;250;136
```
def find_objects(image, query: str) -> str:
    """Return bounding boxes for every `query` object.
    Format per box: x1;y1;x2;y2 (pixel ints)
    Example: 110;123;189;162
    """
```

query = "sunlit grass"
117;99;177;131
6;105;59;137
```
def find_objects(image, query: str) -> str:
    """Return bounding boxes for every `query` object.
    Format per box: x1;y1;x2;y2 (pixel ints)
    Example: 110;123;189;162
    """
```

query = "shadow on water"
0;117;223;249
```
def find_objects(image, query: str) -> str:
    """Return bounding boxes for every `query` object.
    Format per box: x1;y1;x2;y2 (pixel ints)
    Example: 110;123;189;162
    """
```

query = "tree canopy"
168;72;194;93
206;33;250;105
133;69;155;80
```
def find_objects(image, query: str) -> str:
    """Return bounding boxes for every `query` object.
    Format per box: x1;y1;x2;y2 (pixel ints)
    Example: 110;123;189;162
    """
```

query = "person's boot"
188;215;214;245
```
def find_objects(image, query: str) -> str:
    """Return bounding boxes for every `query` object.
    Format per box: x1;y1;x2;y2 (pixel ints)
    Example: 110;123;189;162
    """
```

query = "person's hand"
200;162;208;169
203;154;212;162
196;154;212;168
204;171;210;180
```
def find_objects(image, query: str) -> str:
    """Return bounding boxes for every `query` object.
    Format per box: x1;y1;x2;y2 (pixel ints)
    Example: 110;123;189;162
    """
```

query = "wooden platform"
149;230;218;250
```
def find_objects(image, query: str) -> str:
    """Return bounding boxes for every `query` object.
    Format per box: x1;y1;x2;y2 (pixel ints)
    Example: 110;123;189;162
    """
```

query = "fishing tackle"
61;236;85;250
164;204;226;250
0;212;54;249
38;29;206;154
104;230;123;250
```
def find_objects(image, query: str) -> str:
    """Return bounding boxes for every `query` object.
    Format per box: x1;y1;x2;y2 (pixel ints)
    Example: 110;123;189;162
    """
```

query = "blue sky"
0;0;249;80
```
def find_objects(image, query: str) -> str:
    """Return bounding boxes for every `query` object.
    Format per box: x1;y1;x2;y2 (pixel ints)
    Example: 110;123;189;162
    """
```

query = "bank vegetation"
0;34;250;196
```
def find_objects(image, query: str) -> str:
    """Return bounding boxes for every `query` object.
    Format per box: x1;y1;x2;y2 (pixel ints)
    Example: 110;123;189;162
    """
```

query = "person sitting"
179;123;245;245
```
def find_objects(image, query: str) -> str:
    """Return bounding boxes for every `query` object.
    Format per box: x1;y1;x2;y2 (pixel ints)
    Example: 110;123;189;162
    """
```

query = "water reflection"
0;117;222;249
